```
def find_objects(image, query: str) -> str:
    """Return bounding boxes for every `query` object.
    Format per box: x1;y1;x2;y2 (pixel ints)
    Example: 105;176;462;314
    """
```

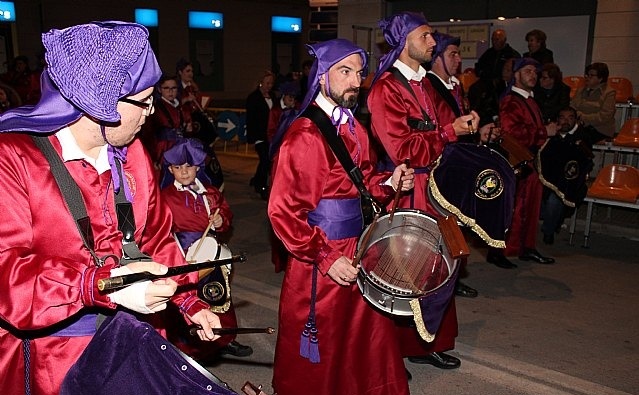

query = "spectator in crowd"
534;63;571;123
523;29;554;65
246;70;276;200
0;55;40;105
475;29;521;81
571;62;617;138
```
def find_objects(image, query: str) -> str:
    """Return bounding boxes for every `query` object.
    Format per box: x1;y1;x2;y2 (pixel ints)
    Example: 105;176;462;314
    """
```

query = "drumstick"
188;208;220;262
389;159;410;224
189;326;275;337
97;254;247;291
467;119;476;134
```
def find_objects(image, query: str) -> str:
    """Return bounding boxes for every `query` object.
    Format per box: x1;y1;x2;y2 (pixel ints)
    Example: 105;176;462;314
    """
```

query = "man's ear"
168;166;175;175
319;73;325;86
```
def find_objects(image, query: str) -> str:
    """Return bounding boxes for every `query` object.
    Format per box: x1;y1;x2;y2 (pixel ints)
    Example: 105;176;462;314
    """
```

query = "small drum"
428;143;516;248
356;209;458;316
185;235;233;313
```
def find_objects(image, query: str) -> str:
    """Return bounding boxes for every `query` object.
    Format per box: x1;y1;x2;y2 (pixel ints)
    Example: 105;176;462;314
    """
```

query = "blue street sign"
216;111;244;141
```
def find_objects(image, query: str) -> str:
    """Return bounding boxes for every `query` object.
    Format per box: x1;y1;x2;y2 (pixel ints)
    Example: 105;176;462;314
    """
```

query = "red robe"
367;71;459;357
499;91;547;255
0;135;207;395
140;98;190;164
268;111;409;395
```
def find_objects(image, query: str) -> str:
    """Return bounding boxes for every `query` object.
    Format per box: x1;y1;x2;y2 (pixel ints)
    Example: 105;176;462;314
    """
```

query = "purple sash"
51;313;98;337
307;198;363;240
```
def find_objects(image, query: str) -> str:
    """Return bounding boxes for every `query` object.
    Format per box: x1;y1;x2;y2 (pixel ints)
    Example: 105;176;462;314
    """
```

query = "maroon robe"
268;111;409;395
499;91;547;256
0;135;207;395
368;70;459;357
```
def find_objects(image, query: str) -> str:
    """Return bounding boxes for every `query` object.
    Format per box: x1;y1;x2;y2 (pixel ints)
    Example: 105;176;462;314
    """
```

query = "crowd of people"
0;10;618;395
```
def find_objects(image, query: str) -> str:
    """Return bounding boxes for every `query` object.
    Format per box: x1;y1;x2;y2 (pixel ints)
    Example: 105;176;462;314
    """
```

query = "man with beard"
268;38;414;395
498;57;555;264
367;11;489;373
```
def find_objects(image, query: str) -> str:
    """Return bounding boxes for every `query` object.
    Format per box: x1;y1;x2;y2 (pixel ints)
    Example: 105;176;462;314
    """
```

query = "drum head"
357;210;454;297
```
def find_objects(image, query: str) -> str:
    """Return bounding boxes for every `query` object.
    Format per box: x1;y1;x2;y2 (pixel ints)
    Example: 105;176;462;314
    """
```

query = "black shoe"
408;352;461;370
455;281;478;298
487;253;517;269
519;249;555;264
219;341;253;357
405;367;412;381
543;234;554;245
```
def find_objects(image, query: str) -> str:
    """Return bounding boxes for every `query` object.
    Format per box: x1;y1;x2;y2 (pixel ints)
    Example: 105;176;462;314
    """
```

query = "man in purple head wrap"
368;11;494;373
268;38;414;395
0;21;223;395
498;57;555;264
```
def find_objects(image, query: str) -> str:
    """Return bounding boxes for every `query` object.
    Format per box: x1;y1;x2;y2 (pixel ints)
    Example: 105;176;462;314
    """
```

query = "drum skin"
356;210;456;316
428;143;516;248
185;236;232;313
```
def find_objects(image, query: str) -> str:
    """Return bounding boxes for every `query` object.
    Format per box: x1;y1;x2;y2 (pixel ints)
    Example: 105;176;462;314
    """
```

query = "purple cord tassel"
299;322;311;359
309;327;320;363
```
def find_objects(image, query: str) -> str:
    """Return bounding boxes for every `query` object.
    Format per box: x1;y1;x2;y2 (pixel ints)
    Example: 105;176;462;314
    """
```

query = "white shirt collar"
559;123;579;137
315;91;353;125
55;127;110;174
427;70;460;90
393;59;427;82
173;177;207;196
161;96;180;108
512;86;534;99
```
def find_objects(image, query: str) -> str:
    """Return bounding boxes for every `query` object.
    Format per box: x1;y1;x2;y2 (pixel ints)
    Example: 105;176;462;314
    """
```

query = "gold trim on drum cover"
428;156;507;249
536;140;577;208
205;265;232;314
409;299;436;343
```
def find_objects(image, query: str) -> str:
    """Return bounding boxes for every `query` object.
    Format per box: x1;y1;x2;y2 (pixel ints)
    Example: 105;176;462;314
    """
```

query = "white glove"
106;266;167;314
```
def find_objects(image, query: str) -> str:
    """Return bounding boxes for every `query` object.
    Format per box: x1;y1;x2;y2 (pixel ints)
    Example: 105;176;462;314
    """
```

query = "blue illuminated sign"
271;16;302;33
0;1;16;22
135;9;158;27
189;11;223;29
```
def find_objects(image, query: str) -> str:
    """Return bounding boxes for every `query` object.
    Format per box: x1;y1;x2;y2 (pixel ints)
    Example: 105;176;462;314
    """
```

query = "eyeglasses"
161;86;178;91
119;96;154;114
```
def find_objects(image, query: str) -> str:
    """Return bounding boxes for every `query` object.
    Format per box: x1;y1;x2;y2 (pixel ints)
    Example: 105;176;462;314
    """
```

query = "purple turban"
163;138;208;167
0;21;161;133
372;11;429;86
431;32;461;63
512;57;542;74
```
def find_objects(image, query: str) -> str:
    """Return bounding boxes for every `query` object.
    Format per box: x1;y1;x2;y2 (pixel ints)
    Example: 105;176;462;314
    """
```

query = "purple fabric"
279;80;300;97
512;57;542;73
431;32;461;68
175;231;202;251
416;265;459;334
61;311;237;395
51;314;98;337
307;198;363;240
163;138;208;167
372;12;429;86
0;21;161;133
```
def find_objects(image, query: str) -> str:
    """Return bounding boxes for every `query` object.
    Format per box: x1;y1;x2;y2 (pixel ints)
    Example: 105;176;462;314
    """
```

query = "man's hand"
327;256;359;286
188;309;222;341
392;163;415;191
453;110;480;135
107;261;178;314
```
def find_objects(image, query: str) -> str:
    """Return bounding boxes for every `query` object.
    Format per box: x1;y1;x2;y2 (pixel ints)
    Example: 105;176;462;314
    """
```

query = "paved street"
201;150;639;395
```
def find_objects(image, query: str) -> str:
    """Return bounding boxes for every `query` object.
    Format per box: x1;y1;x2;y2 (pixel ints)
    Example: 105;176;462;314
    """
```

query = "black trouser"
252;141;270;190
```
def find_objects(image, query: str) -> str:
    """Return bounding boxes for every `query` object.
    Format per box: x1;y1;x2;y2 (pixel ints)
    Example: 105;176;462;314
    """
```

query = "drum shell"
356;210;457;316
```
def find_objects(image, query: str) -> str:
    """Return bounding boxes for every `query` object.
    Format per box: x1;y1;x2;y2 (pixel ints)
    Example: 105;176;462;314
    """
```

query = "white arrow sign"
217;119;236;133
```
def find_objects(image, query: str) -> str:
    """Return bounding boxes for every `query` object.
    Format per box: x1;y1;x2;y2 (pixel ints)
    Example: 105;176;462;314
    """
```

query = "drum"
428;143;516;248
356;209;458;316
185;236;232;313
61;311;238;395
537;137;593;207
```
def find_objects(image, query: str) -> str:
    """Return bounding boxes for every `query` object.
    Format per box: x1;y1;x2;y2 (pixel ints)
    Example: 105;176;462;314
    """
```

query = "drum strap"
300;105;384;225
425;73;462;118
388;67;436;131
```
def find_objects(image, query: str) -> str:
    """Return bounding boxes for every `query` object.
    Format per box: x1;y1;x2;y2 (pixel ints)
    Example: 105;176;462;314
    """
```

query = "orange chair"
457;69;478;95
587;164;639;203
613;118;639;147
563;76;585;99
607;77;634;103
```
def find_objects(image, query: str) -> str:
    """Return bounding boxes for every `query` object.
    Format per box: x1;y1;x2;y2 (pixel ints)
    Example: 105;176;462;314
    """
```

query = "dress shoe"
519;249;555;264
219;341;253;357
455;281;478;298
487;253;517;269
407;352;461;369
543;233;554;245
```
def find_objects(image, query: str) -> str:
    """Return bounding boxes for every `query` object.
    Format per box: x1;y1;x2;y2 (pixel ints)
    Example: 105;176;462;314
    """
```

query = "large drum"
185;235;233;313
61;311;238;395
428;143;516;248
356;209;458;316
